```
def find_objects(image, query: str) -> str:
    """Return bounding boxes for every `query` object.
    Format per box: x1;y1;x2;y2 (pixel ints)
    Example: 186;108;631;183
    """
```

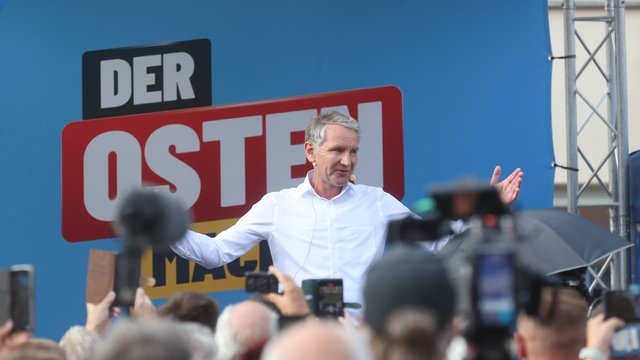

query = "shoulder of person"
352;183;384;194
358;184;402;203
262;185;302;201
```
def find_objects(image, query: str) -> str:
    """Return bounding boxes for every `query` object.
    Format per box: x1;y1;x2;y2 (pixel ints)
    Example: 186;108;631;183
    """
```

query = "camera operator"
169;110;523;318
387;177;590;360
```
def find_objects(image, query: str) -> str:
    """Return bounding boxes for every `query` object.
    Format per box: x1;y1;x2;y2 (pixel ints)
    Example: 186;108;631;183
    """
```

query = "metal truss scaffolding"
562;0;631;291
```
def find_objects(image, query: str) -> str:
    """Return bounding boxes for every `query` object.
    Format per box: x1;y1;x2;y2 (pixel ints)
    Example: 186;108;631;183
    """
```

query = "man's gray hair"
176;322;217;360
59;325;101;360
214;302;278;360
304;111;360;147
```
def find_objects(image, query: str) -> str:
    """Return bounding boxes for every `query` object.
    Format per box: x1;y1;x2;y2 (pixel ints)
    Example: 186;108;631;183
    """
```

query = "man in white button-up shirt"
170;111;523;314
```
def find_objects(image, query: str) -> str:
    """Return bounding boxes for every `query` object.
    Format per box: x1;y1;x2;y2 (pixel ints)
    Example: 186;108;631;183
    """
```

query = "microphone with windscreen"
112;189;190;307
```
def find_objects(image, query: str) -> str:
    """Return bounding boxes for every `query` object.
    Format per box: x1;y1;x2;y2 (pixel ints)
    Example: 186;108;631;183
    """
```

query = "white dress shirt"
170;171;413;308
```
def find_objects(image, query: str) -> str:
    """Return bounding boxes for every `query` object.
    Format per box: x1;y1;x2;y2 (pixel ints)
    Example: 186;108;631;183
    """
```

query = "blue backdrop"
0;0;553;339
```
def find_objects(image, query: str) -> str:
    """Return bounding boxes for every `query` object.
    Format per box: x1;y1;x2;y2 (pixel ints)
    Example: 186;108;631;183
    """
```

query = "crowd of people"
0;111;630;359
0;245;630;360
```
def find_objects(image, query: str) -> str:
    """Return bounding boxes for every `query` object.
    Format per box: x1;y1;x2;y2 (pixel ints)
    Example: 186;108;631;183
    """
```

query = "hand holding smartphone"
604;291;640;358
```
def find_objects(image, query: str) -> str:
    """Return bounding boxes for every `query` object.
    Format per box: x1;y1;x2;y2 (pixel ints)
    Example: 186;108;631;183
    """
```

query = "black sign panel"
83;39;211;119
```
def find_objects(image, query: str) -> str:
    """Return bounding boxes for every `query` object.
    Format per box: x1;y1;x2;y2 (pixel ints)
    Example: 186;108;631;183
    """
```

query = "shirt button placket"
328;200;335;274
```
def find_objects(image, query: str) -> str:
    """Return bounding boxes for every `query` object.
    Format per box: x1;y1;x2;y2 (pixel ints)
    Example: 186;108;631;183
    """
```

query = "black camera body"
386;178;552;360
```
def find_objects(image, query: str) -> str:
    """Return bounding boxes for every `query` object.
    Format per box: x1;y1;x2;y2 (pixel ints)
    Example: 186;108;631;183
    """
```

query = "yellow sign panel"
140;218;270;299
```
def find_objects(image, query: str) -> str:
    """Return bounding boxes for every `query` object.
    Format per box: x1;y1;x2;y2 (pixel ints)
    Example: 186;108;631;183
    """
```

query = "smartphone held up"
0;264;35;332
245;272;278;294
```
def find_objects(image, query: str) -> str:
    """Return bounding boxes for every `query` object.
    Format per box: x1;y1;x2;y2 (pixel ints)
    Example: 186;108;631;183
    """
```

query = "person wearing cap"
170;111;523;317
363;245;458;360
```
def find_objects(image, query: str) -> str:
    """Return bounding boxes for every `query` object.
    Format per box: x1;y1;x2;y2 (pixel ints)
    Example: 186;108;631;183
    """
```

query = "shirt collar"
297;171;355;200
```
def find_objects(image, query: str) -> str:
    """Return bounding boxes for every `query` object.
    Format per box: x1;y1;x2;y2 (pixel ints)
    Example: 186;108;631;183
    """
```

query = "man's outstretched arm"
170;194;276;268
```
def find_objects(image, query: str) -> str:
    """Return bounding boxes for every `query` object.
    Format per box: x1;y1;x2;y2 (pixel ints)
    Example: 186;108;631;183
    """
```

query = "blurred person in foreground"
157;291;219;332
515;287;588;360
261;320;371;360
218;265;353;360
362;245;458;360
2;338;66;360
94;318;216;360
170;111;523;317
59;287;155;360
215;300;277;360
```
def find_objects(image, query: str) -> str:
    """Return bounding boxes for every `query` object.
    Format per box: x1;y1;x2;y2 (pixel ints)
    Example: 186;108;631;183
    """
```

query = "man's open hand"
490;166;523;206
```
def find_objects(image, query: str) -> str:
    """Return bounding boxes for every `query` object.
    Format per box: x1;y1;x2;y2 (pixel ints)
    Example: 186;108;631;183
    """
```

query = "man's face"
306;124;359;190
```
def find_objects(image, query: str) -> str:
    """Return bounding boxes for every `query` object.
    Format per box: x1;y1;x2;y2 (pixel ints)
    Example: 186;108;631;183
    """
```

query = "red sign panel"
62;86;404;242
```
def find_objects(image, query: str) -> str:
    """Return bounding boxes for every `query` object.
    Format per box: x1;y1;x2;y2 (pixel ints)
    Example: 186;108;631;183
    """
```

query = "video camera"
386;178;556;360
